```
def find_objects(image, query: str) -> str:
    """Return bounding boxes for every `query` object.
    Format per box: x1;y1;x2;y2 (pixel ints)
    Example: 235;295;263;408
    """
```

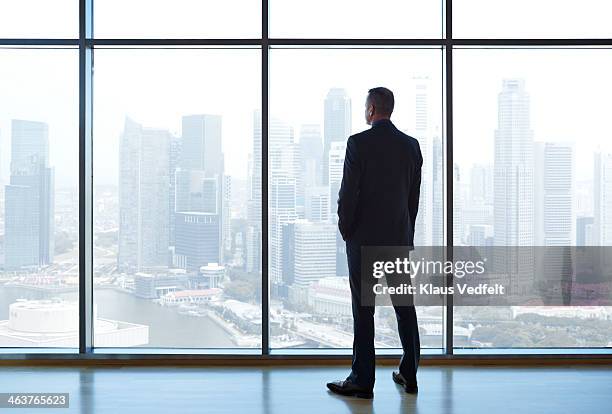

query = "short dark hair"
367;87;394;116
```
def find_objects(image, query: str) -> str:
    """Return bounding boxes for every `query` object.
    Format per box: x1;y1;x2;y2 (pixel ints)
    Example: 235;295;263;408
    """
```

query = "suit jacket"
337;118;423;247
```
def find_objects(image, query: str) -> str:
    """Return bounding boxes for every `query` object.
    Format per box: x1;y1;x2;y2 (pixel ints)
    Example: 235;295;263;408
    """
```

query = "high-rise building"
169;135;182;246
246;111;263;274
328;141;347;276
247;111;294;274
431;135;444;245
470;163;494;205
173;114;225;270
117;118;170;272
411;76;435;246
323;88;351;184
535;142;573;246
453;164;463;245
491;80;535;294
328;140;346;214
576;216;594;246
180;115;223;174
293;220;337;287
175;170;219;214
222;175;232;253
304;186;330;222
594;151;612;245
270;175;297;284
5;119;55;270
493;79;535;247
281;222;296;287
174;212;220;272
299;124;323;188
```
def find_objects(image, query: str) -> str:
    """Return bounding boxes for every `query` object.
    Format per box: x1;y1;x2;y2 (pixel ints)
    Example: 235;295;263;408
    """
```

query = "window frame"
0;0;610;360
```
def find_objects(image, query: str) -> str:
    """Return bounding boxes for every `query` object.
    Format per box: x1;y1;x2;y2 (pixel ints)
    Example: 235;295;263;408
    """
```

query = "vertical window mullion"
78;0;94;354
261;0;270;356
445;0;454;355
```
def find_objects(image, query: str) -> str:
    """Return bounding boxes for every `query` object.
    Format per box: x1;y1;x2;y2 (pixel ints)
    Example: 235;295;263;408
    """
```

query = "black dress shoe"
326;380;374;399
392;371;418;394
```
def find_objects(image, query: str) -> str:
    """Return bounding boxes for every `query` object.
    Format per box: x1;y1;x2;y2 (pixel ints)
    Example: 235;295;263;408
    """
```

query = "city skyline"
1;72;612;348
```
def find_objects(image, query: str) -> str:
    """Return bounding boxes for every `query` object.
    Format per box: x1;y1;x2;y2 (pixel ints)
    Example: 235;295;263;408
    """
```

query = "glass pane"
93;48;261;349
0;1;77;38
269;48;444;350
454;48;612;349
270;0;442;38
95;0;260;38
454;0;612;38
0;48;78;348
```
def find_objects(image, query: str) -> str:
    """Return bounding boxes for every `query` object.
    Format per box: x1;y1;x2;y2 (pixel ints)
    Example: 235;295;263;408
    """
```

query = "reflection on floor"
0;364;611;413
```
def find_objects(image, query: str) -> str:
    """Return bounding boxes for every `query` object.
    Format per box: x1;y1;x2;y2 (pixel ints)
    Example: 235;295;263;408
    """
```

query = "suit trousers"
345;239;420;389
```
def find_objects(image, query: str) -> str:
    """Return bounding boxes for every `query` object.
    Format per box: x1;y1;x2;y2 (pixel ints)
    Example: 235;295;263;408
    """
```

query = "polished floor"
0;365;611;413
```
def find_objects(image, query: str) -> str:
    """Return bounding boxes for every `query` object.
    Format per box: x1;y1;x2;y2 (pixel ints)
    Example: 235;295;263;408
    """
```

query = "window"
453;48;612;349
93;48;261;348
2;1;611;356
0;48;78;347
0;1;77;38
453;0;612;38
270;0;442;38
95;1;261;38
269;47;444;349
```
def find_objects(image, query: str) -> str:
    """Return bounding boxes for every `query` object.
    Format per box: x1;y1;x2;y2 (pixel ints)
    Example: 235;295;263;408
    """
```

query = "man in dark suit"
326;87;423;399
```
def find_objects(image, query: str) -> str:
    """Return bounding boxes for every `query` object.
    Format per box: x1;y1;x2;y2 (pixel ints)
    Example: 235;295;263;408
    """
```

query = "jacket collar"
371;118;393;128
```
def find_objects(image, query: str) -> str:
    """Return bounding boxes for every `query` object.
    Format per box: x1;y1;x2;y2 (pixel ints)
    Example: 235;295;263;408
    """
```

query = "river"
0;286;236;348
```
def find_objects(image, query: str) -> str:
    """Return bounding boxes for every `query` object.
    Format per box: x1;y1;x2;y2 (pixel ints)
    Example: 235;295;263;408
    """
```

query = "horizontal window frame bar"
2;38;612;47
0;347;609;358
0;39;79;46
0;352;610;365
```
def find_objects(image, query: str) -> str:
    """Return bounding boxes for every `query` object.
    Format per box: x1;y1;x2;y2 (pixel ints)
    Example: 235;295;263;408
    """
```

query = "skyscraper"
293;220;337;287
174;115;225;268
246;111;263;273
328;141;346;276
168;135;182;246
453;163;463;245
431;135;443;245
594;151;612;245
180;114;223;174
270;175;297;284
411;76;434;246
493;79;535;247
535;142;573;246
247;111;294;274
492;80;535;293
117;118;170;272
328;141;346;216
323;88;351;184
5;119;55;270
299;124;323;189
222;175;232;253
304;186;330;222
174;212;220;272
576;216;594;246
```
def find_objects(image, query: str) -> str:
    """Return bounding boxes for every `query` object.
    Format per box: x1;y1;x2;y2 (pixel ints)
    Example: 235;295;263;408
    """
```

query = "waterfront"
0;286;238;348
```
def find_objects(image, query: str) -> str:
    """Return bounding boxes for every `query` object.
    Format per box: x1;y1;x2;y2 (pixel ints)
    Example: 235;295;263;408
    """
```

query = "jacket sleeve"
408;140;423;232
337;136;361;241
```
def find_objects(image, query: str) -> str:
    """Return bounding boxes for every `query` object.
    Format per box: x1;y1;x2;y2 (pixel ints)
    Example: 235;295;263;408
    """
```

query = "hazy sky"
453;48;612;181
1;3;612;188
0;48;78;188
2;1;612;39
93;48;260;185
2;46;612;188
